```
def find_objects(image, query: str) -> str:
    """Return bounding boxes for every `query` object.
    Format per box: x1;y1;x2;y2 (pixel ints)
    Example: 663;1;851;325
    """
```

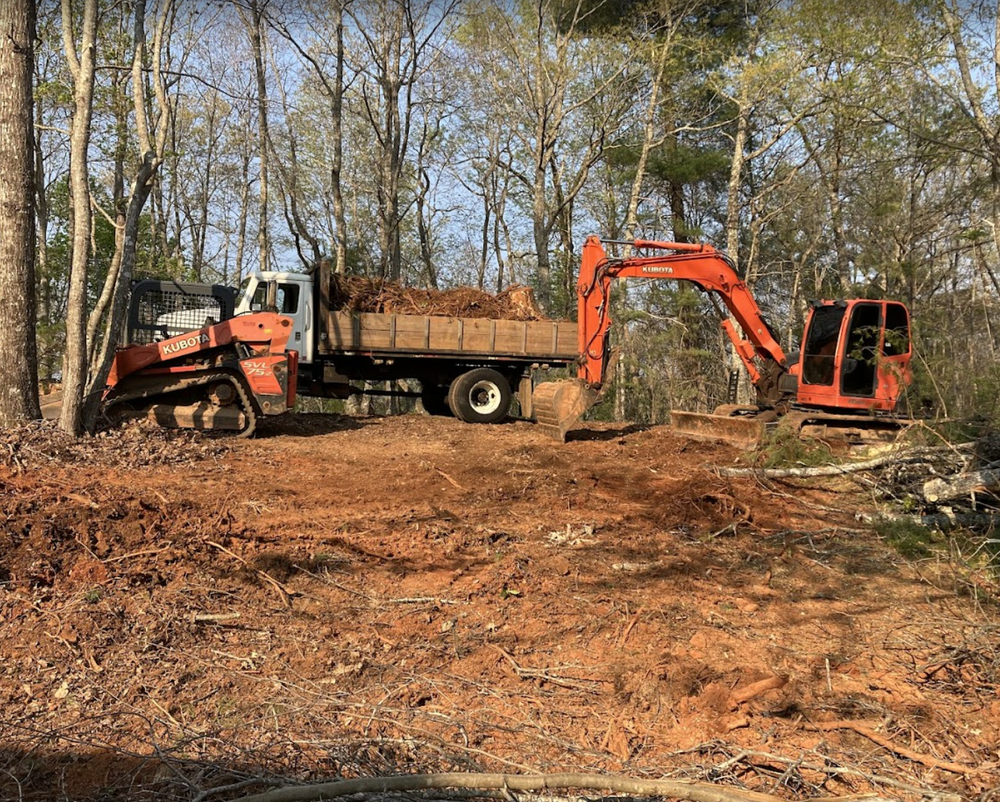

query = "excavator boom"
534;236;790;442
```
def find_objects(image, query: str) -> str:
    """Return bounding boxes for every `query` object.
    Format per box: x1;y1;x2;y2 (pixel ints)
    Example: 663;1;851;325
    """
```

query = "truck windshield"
245;281;300;314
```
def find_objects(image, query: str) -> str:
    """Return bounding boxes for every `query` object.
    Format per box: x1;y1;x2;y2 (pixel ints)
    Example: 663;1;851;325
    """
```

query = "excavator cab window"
882;303;910;357
841;303;881;397
801;305;846;386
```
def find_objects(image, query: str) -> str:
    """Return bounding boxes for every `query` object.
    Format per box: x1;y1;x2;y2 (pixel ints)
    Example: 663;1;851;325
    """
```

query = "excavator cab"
794;299;912;412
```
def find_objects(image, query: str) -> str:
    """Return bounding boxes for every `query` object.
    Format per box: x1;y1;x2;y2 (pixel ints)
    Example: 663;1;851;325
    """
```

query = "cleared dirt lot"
1;414;997;800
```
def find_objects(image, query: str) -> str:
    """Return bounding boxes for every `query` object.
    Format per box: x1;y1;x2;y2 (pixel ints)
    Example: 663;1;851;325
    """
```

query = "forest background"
7;0;1000;432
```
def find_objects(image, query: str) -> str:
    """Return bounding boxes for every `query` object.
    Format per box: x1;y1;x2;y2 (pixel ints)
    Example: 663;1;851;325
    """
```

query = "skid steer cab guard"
124;279;237;345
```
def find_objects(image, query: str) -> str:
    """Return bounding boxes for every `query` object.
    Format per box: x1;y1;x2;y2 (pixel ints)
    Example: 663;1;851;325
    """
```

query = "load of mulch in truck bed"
330;275;549;321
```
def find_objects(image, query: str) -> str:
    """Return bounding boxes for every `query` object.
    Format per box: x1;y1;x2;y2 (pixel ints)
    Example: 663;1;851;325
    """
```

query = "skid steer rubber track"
106;372;259;437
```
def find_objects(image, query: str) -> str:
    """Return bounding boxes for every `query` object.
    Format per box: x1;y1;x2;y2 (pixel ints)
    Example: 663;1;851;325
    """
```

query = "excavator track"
105;372;259;437
775;409;912;444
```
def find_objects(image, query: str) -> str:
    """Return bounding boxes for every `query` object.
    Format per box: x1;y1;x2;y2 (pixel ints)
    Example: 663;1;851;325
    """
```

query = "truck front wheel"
448;369;511;424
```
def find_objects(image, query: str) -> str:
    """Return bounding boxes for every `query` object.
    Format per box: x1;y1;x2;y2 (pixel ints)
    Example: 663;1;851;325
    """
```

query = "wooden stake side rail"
323;311;579;360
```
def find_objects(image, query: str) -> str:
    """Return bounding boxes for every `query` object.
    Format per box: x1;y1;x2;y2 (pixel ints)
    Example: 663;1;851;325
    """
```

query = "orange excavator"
532;236;914;444
102;312;298;437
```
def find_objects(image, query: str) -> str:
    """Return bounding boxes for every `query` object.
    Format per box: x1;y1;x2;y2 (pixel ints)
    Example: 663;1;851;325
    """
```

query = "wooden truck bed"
322;311;579;361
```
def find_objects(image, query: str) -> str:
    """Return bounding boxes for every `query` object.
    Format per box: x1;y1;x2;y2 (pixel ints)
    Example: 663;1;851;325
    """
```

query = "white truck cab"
236;272;316;363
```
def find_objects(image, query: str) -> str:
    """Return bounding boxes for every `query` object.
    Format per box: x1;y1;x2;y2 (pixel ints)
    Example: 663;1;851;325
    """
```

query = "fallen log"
721;445;967;479
857;511;1000;530
232;771;852;802
923;465;1000;503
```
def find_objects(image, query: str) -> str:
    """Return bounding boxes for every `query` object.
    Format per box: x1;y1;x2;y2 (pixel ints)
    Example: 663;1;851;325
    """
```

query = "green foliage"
873;518;936;559
83;588;103;604
647;142;730;188
752;426;833;470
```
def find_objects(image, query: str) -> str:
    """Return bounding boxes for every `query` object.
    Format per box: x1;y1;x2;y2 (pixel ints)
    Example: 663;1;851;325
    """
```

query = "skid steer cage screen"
125;280;236;345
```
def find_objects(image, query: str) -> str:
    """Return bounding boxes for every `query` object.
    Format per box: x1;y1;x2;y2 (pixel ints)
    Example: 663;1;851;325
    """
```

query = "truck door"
275;282;313;364
245;279;313;363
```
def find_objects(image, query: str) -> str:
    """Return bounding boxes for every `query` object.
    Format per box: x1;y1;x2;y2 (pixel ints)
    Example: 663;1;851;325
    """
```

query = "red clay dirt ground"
0;414;998;802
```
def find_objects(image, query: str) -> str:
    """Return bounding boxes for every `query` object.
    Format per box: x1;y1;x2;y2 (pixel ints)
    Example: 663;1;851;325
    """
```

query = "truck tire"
448;368;511;424
421;384;452;417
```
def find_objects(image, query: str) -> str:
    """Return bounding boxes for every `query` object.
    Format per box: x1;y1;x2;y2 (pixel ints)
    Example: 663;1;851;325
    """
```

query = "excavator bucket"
669;409;768;450
533;379;599;442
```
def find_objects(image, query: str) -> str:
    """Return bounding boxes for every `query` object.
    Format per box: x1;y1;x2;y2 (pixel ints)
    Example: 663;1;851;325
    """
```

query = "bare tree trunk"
725;105;748;269
240;0;270;273
33;64;52;383
85;68;129;367
532;172;552;309
331;0;347;274
236;136;251;281
59;0;98;435
83;0;172;429
0;0;40;424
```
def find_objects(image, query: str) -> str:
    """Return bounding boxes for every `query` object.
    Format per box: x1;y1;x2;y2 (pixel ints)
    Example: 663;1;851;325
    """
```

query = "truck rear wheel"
448;369;511;424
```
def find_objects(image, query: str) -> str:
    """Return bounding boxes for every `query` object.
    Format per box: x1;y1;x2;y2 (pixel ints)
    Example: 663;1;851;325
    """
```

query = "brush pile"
0;419;230;473
330;275;548;321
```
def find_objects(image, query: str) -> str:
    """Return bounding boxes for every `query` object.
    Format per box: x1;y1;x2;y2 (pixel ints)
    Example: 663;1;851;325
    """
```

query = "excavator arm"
576;236;787;394
534;236;789;441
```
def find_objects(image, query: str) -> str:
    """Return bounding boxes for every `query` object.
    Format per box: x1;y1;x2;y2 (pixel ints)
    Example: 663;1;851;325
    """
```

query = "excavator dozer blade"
533;380;599;442
669;410;766;450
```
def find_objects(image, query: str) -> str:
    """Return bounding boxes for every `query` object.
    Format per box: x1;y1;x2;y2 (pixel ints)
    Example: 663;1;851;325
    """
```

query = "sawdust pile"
330;275;548;321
